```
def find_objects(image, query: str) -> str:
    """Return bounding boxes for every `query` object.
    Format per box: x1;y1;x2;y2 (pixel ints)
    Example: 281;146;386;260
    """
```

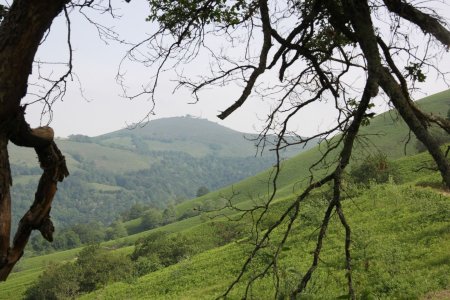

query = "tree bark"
0;134;11;267
0;0;68;121
0;108;69;280
0;139;68;281
0;0;69;280
341;0;450;189
382;0;450;48
378;68;450;188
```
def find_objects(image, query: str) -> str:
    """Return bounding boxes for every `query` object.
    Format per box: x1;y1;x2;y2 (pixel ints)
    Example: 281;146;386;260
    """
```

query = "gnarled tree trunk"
0;0;69;280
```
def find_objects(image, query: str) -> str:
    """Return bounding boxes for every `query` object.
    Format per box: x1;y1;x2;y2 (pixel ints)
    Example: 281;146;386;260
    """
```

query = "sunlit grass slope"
0;248;80;299
1;90;448;299
1;152;448;299
357;89;450;157
2;146;448;299
81;183;449;299
175;89;450;215
82;90;449;299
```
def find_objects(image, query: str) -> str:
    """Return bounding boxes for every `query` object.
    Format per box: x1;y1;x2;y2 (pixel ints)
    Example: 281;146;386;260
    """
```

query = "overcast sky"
19;0;450;138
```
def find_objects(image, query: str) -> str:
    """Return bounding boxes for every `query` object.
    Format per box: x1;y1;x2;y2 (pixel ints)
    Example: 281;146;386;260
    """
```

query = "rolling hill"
1;90;448;299
8;116;316;229
67;90;450;299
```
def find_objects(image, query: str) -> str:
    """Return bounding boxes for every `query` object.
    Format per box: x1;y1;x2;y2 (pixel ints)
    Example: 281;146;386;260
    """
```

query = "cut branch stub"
0;139;68;281
10;126;54;148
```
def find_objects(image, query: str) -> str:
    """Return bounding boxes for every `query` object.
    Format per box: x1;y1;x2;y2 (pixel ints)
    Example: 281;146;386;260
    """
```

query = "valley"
1;90;449;299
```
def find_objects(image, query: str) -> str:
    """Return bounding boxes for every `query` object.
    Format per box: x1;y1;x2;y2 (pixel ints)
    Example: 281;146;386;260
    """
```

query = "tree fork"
379;68;450;189
0;112;68;280
0;0;69;280
341;0;450;188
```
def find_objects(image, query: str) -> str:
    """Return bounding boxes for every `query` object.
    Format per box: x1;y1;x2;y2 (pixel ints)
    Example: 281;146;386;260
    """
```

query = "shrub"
350;153;400;186
76;245;134;292
196;186;210;197
133;255;163;276
210;221;246;246
130;231;198;274
140;208;163;230
24;263;81;300
25;244;134;298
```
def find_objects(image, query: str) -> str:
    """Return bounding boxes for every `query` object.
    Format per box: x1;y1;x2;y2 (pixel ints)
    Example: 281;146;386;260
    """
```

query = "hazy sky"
20;0;450;138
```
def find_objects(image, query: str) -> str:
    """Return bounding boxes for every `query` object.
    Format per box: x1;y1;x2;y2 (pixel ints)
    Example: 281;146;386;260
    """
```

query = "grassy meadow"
80;184;449;299
0;90;449;299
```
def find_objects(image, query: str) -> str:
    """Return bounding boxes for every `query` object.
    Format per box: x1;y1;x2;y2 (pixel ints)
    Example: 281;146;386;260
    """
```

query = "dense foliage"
24;245;134;299
10;152;275;230
28;203;179;254
9;117;309;242
24;219;248;298
350;153;400;186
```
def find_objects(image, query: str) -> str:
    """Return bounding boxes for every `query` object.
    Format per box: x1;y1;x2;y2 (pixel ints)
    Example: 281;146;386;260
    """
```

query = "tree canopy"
0;1;449;298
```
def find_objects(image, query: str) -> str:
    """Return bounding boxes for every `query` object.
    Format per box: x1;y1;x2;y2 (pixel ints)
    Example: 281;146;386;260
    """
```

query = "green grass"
79;90;450;298
88;182;123;192
60;141;155;172
99;136;134;149
357;89;450;158
2;90;449;299
145;139;212;157
174;89;450;217
80;184;449;299
0;268;43;300
3;172;448;299
0;248;80;299
0;245;136;300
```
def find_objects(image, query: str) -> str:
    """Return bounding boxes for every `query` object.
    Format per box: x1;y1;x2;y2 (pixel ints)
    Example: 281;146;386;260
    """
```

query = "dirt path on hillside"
421;289;450;300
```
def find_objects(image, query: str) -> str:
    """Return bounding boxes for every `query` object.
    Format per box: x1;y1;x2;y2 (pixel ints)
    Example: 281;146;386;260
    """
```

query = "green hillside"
178;89;450;212
357;89;450;158
81;184;449;299
1;148;447;299
1;90;448;299
95;117;268;158
8;116;315;230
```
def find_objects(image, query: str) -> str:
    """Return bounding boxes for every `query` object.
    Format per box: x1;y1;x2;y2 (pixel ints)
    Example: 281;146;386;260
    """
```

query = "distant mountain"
95;117;263;158
8;116;316;228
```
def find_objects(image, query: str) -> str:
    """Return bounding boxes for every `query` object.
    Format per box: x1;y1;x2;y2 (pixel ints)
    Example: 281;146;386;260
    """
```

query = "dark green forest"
10;152;275;227
8;117;316;254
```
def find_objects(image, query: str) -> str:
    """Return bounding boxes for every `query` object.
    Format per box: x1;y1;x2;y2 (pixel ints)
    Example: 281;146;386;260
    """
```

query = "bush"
350;153;400;186
133;255;163;276
76;245;134;292
140;208;163;230
210;221;246;246
178;208;201;220
25;244;134;298
105;221;127;240
24;263;81;299
196;186;210;197
130;231;198;274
